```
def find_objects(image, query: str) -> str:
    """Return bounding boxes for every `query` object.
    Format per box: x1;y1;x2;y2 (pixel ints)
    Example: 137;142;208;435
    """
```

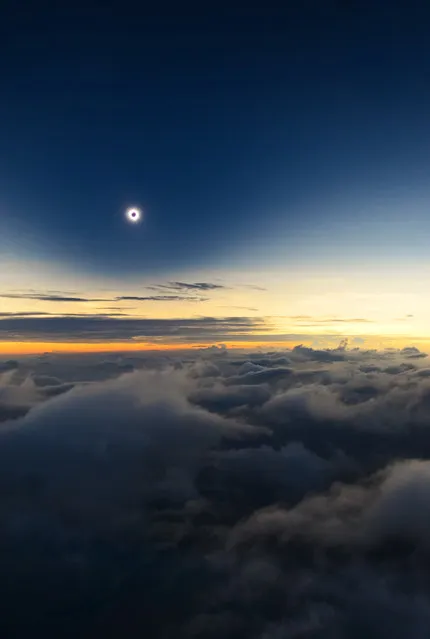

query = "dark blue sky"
2;1;430;277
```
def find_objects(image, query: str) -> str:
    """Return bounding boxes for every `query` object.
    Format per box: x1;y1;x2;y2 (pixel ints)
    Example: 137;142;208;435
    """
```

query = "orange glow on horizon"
0;340;315;355
0;336;429;355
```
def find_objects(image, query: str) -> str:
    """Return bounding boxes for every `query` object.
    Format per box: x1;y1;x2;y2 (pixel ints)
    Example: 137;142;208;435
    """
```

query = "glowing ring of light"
126;207;142;223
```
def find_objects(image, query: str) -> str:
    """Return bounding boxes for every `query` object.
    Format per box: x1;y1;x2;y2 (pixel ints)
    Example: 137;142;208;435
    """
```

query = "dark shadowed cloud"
0;344;430;637
0;315;269;342
401;346;427;358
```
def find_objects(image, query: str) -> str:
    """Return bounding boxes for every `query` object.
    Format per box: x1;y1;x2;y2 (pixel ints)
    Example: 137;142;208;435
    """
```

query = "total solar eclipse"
125;207;142;223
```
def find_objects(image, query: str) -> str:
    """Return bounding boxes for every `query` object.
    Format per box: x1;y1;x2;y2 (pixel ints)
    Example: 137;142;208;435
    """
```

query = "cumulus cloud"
401;346;427;359
1;344;430;637
0;367;41;422
190;382;272;413
0;359;19;372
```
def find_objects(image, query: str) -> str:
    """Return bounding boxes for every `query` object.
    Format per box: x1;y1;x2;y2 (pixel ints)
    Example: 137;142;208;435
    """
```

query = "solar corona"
125;207;142;223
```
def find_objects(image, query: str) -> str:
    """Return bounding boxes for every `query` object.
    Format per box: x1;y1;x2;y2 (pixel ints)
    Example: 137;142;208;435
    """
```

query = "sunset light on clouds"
2;259;430;353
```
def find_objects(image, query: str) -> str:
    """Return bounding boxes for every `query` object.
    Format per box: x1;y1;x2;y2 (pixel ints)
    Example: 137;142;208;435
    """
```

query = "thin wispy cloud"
1;283;264;308
1;293;109;303
285;316;374;325
116;295;208;302
148;281;227;292
0;312;130;319
0;312;54;317
2;288;217;305
101;306;136;311
241;284;268;291
219;306;259;312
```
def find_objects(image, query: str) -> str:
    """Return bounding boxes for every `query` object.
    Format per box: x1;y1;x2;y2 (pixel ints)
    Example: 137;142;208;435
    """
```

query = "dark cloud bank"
2;345;430;637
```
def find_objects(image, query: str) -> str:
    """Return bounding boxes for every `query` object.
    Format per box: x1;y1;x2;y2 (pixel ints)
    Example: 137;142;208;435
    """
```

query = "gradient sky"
2;1;430;352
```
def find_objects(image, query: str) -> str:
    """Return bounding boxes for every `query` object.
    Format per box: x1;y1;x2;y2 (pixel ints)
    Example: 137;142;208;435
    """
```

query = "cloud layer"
0;315;269;342
2;345;430;636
